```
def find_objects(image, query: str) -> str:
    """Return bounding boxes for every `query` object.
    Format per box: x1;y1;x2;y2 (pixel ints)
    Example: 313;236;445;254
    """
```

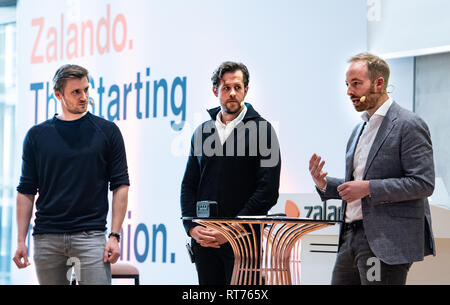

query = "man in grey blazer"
309;52;435;285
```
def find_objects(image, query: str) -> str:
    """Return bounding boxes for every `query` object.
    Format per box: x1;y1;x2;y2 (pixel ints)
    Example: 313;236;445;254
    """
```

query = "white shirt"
215;105;247;145
345;97;393;223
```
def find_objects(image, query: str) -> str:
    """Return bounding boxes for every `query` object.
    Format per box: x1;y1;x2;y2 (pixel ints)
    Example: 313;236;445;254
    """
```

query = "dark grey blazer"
319;101;436;265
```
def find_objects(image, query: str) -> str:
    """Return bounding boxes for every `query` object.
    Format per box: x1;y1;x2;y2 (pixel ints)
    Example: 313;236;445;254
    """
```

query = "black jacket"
180;103;281;235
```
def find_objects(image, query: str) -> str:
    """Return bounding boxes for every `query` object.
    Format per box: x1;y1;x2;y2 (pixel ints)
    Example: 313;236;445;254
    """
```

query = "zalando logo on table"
31;4;131;64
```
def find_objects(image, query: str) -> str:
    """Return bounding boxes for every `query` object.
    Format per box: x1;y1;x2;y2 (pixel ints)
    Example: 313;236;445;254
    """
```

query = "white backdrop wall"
367;0;450;58
12;0;366;284
386;57;414;111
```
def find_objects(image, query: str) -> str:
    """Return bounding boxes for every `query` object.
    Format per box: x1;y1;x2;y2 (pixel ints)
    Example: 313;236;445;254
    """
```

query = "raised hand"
309;153;328;190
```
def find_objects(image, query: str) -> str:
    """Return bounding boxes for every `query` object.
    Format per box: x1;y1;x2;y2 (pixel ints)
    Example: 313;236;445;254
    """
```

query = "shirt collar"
361;96;393;123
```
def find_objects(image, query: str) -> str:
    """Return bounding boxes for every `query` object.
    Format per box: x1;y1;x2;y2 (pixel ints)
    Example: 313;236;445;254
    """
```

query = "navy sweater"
180;103;281;235
17;112;130;234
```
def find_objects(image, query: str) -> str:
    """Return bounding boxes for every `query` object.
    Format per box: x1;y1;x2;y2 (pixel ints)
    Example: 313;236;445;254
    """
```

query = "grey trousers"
33;230;111;285
331;223;411;285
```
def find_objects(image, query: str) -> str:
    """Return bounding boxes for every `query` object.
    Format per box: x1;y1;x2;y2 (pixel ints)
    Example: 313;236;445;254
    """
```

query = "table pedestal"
194;217;336;285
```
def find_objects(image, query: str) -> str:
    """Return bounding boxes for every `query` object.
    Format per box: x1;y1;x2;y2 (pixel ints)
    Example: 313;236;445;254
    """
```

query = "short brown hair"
53;64;89;94
348;53;390;90
211;61;249;89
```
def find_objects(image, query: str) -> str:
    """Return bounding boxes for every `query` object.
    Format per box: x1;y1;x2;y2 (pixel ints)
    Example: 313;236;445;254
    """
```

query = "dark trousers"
191;239;235;285
331;221;412;285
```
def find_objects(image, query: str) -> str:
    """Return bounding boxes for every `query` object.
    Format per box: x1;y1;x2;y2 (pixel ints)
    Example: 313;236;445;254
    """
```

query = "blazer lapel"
340;121;366;222
345;122;366;181
363;102;399;178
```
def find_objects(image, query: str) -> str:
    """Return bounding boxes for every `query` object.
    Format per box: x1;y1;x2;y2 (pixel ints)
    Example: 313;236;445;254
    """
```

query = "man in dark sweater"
180;62;281;285
13;64;130;285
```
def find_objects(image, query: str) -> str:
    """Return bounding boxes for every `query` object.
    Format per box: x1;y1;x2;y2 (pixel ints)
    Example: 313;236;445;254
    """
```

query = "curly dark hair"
211;61;249;89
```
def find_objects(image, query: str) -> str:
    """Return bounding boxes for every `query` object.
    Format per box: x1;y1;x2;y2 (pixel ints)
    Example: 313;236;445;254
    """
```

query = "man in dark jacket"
180;61;281;285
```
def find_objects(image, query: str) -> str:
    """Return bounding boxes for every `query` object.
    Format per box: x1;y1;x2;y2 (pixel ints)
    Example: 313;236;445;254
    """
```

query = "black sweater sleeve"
17;128;39;195
107;123;130;191
180;132;201;236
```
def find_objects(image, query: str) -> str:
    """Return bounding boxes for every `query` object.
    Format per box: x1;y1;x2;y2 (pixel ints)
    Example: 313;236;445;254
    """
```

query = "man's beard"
223;100;242;114
67;104;88;115
355;85;381;112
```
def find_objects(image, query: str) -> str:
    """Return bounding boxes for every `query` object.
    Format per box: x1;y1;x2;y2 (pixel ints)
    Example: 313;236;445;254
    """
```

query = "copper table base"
193;217;337;285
